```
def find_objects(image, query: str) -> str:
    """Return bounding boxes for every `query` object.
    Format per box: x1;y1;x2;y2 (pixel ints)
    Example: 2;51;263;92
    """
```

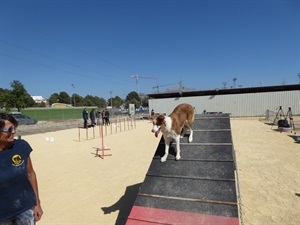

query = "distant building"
148;84;300;117
31;96;47;103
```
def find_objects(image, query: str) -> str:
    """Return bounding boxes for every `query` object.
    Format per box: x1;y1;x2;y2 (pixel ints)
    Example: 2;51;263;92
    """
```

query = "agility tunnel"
126;113;239;225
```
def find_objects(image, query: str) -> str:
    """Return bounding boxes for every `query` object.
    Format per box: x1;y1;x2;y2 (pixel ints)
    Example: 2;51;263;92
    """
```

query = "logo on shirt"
11;154;24;166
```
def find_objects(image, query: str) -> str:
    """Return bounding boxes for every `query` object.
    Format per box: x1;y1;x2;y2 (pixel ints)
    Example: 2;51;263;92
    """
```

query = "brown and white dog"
151;103;195;162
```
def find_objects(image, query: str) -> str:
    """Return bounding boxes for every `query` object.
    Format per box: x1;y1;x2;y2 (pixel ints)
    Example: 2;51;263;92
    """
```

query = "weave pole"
93;125;112;159
78;125;89;142
78;125;80;141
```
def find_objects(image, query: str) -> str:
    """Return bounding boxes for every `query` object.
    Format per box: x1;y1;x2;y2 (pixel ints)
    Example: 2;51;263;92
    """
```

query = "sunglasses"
0;126;17;133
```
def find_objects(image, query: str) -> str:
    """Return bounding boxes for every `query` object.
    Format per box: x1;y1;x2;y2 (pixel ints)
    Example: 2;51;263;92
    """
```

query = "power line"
1;40;130;84
1;53;128;86
4;16;136;75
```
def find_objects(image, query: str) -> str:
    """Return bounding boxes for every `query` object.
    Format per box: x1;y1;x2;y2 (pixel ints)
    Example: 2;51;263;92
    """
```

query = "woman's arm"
27;157;43;222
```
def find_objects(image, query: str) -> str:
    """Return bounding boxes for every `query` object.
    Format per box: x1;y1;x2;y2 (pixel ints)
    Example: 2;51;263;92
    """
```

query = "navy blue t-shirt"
0;139;37;221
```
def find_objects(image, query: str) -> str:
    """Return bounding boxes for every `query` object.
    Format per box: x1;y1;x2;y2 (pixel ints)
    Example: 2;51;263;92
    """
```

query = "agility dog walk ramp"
126;114;239;225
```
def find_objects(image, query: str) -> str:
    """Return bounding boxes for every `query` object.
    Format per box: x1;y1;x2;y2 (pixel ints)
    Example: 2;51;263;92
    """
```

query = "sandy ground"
231;118;300;225
20;117;300;225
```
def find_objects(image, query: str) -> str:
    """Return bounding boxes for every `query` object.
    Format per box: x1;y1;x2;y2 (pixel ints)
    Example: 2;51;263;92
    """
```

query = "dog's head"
150;114;166;137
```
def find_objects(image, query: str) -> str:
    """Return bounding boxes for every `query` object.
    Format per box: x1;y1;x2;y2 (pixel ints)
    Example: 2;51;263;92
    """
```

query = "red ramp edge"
126;205;239;225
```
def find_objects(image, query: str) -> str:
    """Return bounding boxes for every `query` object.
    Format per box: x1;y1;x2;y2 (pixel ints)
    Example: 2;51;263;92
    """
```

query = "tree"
0;88;11;111
112;96;123;108
48;93;60;105
59;91;71;104
93;96;107;108
124;91;141;109
71;93;82;107
83;95;94;106
74;95;85;106
107;95;124;108
140;94;149;108
1;79;152;111
8;80;35;111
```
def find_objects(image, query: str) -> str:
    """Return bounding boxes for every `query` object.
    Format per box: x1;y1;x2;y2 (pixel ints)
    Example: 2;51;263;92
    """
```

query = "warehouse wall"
148;90;300;117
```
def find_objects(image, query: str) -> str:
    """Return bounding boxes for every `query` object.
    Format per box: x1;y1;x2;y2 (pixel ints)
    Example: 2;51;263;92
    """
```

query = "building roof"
147;84;300;99
31;96;46;101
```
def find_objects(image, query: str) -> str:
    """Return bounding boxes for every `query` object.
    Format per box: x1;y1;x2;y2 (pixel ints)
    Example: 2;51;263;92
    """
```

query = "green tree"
71;93;83;107
112;96;123;108
0;88;11;110
124;91;140;109
8;80;35;111
84;95;97;106
48;93;60;105
75;95;85;106
93;96;107;108
59;91;71;104
140;94;149;108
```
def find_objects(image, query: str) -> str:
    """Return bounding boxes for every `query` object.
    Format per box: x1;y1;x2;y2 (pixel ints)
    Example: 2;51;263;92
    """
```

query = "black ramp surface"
193;117;231;130
179;130;232;143
147;160;235;180
154;144;234;161
127;113;239;223
140;176;237;202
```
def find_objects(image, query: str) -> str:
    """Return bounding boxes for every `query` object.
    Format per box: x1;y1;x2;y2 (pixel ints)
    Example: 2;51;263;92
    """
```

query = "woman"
0;113;43;224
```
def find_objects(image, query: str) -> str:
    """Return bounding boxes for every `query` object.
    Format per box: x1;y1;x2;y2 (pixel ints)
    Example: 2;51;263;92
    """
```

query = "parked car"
8;112;38;125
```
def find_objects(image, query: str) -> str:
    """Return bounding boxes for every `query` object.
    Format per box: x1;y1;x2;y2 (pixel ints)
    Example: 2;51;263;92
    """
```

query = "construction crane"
129;75;157;96
153;83;177;93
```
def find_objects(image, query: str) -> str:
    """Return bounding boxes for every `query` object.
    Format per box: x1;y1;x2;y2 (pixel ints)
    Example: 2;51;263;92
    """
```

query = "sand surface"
20;117;300;225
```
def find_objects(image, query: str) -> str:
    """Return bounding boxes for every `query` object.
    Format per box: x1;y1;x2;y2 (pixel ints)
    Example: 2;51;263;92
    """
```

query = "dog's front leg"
188;129;193;143
175;135;181;161
161;137;171;162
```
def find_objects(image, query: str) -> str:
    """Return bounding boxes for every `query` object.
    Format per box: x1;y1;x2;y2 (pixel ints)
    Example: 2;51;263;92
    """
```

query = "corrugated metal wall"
149;90;300;117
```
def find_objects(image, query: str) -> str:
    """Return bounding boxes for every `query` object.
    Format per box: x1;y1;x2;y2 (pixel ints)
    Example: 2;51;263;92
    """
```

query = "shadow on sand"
288;135;300;144
101;183;142;225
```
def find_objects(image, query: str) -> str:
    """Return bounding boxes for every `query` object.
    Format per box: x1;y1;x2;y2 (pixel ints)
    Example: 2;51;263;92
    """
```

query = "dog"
151;103;195;162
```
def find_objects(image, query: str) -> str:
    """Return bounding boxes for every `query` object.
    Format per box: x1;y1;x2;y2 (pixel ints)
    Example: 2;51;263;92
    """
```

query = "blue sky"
0;0;299;100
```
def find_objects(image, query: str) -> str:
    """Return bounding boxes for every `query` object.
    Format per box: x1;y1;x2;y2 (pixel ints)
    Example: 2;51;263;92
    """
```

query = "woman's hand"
34;203;43;222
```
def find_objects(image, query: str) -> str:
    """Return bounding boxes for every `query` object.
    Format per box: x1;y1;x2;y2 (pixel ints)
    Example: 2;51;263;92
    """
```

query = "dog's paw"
160;157;167;162
188;137;193;143
175;155;181;161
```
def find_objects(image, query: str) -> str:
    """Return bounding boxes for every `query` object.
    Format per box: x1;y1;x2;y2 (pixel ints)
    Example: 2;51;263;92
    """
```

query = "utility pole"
153;84;160;93
179;79;184;95
222;82;227;89
109;91;113;108
298;73;300;84
233;78;237;88
71;84;75;106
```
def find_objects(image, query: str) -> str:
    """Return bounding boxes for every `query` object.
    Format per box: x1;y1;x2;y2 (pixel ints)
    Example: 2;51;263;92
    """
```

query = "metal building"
148;84;300;117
